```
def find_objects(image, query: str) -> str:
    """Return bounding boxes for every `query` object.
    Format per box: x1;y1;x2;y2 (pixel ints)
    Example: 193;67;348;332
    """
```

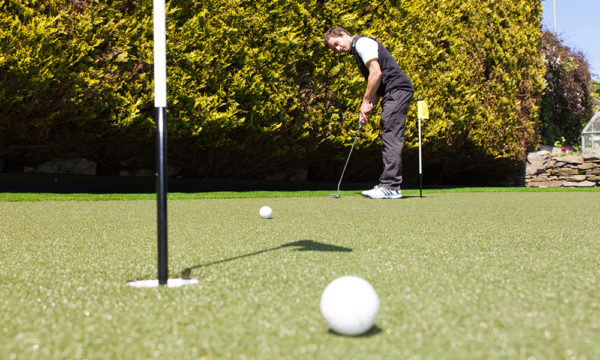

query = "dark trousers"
378;89;413;189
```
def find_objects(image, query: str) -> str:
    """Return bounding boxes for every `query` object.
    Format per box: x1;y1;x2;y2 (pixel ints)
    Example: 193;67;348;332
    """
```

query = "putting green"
1;192;599;359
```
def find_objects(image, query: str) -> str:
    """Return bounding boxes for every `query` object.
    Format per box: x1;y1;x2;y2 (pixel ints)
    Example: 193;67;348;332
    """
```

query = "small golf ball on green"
259;206;272;219
320;276;379;336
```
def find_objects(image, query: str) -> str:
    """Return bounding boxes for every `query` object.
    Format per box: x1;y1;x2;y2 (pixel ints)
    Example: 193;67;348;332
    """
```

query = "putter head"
328;193;340;198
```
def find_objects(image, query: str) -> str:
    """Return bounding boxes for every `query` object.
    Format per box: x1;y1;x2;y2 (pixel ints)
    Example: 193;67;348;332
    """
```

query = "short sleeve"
355;37;379;65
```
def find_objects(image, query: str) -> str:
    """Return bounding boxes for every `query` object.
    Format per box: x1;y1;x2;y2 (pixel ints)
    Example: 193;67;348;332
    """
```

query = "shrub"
539;30;594;147
1;0;546;184
0;1;153;172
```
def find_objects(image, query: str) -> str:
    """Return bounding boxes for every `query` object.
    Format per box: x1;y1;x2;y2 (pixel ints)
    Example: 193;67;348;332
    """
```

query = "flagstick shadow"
181;240;352;278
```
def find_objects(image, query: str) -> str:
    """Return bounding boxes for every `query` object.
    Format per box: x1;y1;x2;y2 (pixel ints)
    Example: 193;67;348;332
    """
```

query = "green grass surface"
2;186;600;201
1;192;599;359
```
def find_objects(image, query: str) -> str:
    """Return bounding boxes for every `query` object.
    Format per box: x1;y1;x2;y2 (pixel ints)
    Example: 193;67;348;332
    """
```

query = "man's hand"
360;101;373;124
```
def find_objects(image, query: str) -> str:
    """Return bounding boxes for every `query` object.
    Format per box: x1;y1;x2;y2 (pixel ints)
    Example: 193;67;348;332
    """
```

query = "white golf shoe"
362;185;379;197
362;186;402;199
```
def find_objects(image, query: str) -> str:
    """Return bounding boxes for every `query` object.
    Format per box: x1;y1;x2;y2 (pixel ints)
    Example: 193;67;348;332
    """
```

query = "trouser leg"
378;89;413;189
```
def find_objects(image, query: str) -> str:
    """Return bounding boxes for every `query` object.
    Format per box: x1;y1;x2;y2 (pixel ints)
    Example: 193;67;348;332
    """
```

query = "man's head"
324;27;354;53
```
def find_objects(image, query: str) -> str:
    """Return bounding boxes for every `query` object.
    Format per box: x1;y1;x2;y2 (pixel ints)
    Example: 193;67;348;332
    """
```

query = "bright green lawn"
1;192;599;359
1;186;599;201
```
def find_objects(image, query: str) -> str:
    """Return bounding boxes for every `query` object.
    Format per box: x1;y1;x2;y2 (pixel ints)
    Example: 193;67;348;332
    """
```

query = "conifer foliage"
0;0;546;182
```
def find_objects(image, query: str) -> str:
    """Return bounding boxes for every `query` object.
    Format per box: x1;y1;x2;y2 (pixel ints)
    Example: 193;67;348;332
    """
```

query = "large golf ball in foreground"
320;276;379;336
259;206;272;219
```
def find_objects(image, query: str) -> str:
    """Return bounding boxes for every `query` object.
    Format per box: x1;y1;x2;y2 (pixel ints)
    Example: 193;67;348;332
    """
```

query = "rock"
551;147;570;156
561;175;587;182
288;168;308;182
122;169;154;177
36;161;59;174
554;155;584;164
526;148;600;187
527;181;563;188
527;150;550;163
557;168;579;176
35;158;96;175
537;145;553;152
546;169;559;175
562;181;597;187
587;169;600;175
577;163;598;170
583;149;600;161
525;167;538;176
528;176;550;182
526;151;552;175
265;171;286;181
135;169;154;177
586;175;600;182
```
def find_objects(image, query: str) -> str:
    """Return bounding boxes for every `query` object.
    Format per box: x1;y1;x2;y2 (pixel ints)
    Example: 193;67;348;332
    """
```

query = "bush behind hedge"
0;0;545;183
539;30;594;147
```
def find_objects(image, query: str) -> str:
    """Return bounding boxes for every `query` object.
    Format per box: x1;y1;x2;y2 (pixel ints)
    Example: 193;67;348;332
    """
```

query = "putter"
329;121;362;198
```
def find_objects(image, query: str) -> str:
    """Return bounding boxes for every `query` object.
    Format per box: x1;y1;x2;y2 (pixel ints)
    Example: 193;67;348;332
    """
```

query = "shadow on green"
328;325;383;338
181;240;352;278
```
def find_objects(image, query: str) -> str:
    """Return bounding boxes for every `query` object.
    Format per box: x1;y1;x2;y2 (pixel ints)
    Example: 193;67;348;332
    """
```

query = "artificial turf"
1;191;599;359
1;186;600;202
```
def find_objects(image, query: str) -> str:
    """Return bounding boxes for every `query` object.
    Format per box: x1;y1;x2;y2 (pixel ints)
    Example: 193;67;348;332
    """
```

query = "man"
324;27;413;199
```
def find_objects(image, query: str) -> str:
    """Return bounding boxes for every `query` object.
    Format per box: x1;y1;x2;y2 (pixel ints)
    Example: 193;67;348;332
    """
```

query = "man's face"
327;35;351;53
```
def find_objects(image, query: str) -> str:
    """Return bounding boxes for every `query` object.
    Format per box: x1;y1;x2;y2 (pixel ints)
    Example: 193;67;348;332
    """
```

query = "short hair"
323;27;352;48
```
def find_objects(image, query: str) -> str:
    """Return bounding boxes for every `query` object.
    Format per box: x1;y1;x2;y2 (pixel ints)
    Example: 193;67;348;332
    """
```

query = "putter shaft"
331;122;362;198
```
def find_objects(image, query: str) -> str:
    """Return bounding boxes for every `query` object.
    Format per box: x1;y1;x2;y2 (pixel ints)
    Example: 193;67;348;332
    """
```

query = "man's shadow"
182;240;352;278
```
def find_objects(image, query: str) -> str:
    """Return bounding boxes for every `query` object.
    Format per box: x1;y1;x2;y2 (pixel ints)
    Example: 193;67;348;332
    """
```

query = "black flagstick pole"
156;108;168;285
154;0;168;285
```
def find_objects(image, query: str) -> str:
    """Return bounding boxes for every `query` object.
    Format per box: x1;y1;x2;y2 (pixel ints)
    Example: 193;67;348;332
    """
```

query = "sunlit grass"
1;192;599;359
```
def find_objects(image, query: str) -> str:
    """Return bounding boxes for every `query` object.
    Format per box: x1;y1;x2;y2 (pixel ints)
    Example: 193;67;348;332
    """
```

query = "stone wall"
526;149;600;187
23;158;97;176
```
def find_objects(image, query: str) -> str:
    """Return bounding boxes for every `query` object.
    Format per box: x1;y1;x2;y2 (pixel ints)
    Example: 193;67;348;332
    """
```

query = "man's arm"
360;60;381;123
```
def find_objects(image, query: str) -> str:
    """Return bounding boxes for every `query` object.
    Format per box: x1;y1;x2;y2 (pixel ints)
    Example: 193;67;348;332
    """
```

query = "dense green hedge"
0;0;154;172
0;0;545;183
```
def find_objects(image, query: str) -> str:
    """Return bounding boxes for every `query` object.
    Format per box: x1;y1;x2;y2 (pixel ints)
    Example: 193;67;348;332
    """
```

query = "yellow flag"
417;99;429;120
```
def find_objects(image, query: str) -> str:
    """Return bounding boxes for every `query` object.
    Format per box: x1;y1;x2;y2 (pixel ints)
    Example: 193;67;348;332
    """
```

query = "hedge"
0;0;546;184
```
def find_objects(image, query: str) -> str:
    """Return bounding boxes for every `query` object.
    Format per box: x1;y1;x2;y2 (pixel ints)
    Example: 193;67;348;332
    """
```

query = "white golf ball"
320;276;379;336
259;206;272;219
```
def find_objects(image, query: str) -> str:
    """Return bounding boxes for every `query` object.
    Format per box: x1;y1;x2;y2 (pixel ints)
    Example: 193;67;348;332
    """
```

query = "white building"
581;112;600;151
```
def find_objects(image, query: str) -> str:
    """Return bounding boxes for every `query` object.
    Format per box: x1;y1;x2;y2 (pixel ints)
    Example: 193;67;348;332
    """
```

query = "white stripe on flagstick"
153;0;167;108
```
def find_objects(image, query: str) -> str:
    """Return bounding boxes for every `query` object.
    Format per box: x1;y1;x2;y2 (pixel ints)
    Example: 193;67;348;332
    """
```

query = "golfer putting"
324;27;413;199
